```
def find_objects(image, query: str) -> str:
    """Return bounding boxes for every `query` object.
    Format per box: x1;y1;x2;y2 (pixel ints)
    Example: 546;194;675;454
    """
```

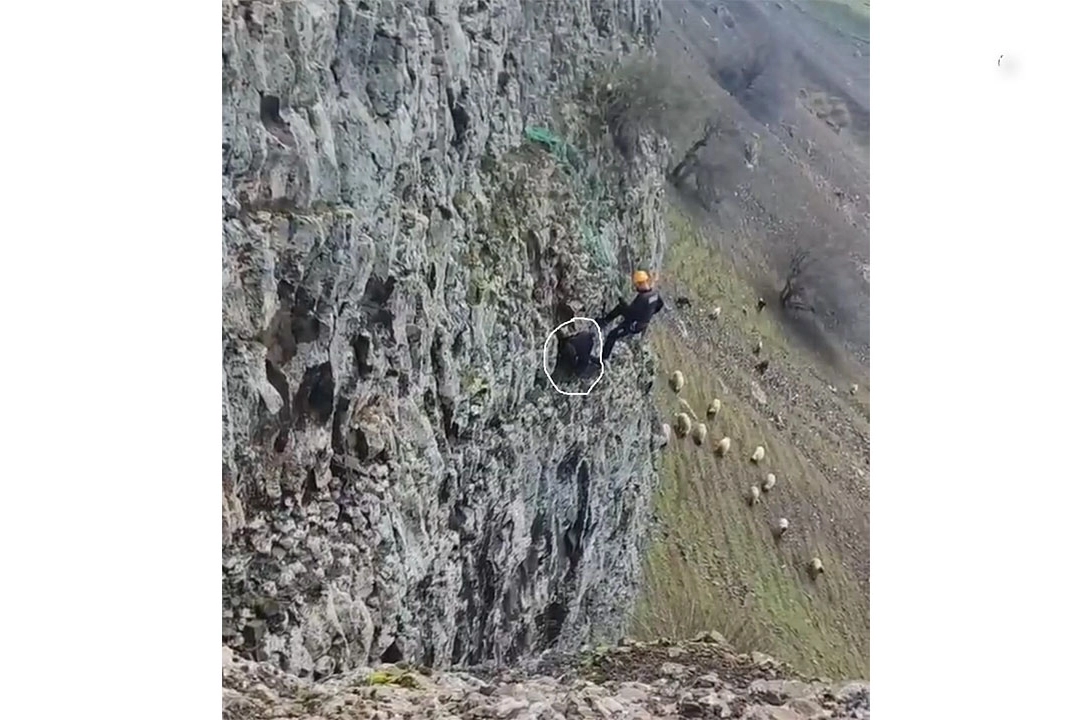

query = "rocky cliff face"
222;0;668;679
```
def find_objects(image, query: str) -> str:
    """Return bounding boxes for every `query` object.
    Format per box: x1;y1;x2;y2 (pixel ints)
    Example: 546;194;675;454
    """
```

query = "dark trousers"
559;332;596;374
598;301;647;360
601;321;642;359
599;301;628;328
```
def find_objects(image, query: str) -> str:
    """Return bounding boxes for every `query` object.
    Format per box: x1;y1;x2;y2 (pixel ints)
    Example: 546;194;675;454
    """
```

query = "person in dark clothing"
556;328;598;376
595;270;665;361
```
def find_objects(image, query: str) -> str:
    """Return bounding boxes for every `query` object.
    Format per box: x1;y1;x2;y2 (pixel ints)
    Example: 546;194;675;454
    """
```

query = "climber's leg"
597;300;628;329
601;322;635;360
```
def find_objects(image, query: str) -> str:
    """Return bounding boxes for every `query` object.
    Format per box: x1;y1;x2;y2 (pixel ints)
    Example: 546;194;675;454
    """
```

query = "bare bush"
668;115;737;186
773;231;868;357
779;248;818;315
778;229;854;317
589;56;748;209
593;54;711;159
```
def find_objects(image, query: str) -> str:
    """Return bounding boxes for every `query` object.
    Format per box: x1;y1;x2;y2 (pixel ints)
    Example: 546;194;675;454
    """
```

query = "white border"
875;0;1080;715
541;318;606;396
2;2;1078;719
1;2;220;718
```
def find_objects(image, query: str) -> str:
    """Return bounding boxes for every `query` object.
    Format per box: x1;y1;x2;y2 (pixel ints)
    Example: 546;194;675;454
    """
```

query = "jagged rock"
750;679;816;705
744;706;803;720
222;0;668;674
615;682;652;703
692;630;730;646
492;696;529;718
787;697;830;718
659;661;689;678
222;638;869;720
694;672;721;687
752;651;779;667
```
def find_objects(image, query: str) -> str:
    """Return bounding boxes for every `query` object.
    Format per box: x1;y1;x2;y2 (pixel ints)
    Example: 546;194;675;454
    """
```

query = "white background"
0;1;1077;717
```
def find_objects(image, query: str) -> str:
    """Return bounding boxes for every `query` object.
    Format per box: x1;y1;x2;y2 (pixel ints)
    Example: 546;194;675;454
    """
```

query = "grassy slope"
630;202;870;680
803;1;870;36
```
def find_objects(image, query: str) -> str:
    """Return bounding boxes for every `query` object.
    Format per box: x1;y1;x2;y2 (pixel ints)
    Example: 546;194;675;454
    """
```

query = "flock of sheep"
658;367;826;581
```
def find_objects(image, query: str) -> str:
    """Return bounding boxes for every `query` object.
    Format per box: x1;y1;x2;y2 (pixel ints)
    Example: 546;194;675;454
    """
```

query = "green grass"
630;203;870;680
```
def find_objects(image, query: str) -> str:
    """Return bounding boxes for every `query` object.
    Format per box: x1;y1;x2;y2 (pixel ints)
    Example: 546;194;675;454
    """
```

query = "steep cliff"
222;0;668;679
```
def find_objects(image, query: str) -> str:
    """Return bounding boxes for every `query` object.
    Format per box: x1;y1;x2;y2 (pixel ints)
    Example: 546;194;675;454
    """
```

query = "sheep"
706;399;721;418
716;436;732;457
660;423;672;447
773;517;789;538
710;306;722;318
691;422;707;446
757;297;767;312
751;445;766;463
763;473;777;492
747;485;761;506
850;383;859;394
674;413;692;438
809;557;825;578
670;371;686;393
752;339;763;355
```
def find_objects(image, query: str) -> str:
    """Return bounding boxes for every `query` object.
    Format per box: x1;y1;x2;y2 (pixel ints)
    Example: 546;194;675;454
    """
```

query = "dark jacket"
623;289;664;329
558;330;596;372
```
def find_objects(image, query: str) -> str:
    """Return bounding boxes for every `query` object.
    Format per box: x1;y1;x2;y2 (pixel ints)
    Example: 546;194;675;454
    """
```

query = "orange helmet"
632;270;652;290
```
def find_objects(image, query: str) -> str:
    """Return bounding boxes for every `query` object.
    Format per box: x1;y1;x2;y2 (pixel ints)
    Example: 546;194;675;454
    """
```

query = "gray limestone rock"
222;0;666;676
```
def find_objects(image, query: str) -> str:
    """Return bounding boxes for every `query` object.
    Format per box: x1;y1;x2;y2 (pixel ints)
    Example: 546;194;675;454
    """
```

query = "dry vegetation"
631;204;869;679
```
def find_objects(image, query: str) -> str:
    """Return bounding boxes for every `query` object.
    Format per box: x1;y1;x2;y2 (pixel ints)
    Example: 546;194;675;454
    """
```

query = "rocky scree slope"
222;0;668;679
222;634;870;719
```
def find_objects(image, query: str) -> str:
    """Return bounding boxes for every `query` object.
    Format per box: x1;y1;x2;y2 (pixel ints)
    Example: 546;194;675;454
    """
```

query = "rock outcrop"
222;634;871;719
222;0;668;678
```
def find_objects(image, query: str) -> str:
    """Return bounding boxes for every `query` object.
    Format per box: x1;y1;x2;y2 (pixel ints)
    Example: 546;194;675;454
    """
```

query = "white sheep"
691;422;707;446
660;423;672;447
752;339;763;355
810;557;825;577
774;517;789;538
670;371;686;393
748;485;761;506
751;445;766;463
850;383;859;394
763;473;777;492
674;413;692;438
716;436;732;457
710;306;722;318
706;399;721;418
